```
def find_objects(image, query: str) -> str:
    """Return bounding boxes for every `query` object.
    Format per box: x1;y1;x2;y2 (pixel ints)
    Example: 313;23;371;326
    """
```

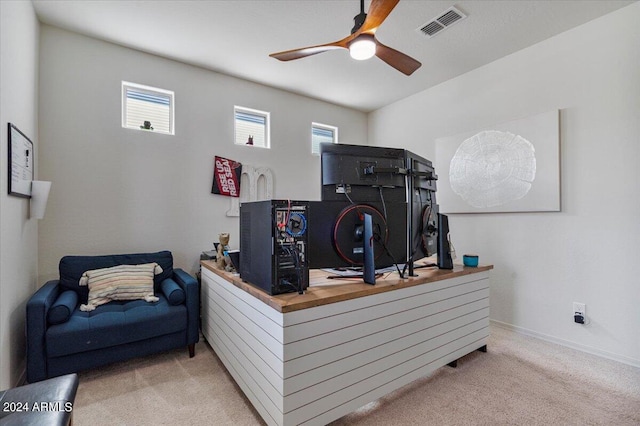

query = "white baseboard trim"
490;319;640;369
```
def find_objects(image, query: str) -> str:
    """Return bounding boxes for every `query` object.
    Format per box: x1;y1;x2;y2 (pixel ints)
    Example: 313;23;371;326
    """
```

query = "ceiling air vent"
417;6;467;38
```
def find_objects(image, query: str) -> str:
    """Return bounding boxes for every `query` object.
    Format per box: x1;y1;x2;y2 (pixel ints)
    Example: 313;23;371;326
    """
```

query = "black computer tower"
240;200;310;295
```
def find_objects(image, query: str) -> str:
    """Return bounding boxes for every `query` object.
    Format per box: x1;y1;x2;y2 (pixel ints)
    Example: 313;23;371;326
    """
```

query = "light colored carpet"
74;325;640;425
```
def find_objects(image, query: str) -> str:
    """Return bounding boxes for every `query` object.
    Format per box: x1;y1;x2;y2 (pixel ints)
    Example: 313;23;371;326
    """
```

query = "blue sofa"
26;251;199;383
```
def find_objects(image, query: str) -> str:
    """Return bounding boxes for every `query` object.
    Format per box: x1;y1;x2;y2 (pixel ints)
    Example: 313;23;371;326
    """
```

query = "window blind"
312;125;336;154
235;109;268;147
123;82;173;134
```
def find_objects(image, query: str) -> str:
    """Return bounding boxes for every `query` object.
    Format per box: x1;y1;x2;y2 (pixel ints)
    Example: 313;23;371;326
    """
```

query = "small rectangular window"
122;81;174;135
235;106;270;148
312;122;338;155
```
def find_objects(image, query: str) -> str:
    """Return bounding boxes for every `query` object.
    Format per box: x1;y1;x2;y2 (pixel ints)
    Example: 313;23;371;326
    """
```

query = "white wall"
38;26;367;282
368;3;640;365
0;0;40;388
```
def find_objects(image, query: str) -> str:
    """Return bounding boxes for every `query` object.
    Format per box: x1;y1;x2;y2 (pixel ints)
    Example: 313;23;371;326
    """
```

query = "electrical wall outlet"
573;302;586;324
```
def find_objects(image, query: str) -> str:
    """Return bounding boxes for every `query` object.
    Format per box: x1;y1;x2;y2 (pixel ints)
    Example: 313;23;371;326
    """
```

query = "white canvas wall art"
435;110;560;213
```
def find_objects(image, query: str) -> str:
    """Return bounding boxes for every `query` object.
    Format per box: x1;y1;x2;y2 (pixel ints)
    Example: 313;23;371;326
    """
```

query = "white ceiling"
32;0;634;112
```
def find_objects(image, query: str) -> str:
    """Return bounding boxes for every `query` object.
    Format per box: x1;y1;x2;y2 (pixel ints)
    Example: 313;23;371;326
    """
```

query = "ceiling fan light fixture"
270;0;421;75
349;35;376;60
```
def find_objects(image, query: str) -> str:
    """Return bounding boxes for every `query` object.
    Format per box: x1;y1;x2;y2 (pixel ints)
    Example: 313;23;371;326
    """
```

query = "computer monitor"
307;201;407;270
320;143;407;203
319;143;439;272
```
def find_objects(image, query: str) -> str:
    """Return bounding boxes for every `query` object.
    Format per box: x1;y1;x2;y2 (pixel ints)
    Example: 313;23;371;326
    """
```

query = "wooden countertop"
201;260;493;314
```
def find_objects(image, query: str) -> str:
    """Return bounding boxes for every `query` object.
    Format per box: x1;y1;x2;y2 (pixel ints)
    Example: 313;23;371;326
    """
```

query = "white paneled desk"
200;260;492;426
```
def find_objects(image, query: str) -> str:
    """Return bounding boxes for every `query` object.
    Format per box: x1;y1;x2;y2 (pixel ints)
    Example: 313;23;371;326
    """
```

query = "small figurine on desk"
216;233;234;272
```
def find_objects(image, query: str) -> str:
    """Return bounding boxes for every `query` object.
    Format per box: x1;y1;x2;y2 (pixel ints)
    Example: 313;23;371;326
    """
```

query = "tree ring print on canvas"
449;130;536;208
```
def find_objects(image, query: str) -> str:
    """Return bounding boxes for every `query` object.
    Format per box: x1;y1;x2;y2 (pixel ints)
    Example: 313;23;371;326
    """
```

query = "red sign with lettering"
212;156;242;197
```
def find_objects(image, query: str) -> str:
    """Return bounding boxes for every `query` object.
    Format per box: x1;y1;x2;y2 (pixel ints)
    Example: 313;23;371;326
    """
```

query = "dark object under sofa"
26;251;199;383
0;373;78;425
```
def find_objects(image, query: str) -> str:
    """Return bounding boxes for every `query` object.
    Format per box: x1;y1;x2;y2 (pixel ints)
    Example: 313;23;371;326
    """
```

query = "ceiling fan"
269;0;421;76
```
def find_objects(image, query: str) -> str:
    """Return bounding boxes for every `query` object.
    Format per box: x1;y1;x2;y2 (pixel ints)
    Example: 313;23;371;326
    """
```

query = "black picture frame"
8;122;34;198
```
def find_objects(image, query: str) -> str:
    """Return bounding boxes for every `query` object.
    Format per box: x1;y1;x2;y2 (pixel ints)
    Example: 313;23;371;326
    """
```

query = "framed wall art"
435;110;560;213
8;123;34;198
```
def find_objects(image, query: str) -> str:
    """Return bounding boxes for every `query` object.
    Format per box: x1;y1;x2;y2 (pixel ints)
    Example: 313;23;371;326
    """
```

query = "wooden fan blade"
270;36;351;61
375;40;422;75
359;0;400;34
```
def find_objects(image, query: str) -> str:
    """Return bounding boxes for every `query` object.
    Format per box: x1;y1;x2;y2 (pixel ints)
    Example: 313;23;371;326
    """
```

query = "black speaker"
437;213;454;269
363;212;376;284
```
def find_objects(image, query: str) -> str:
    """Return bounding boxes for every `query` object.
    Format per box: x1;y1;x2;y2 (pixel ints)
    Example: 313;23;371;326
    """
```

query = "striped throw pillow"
79;263;162;312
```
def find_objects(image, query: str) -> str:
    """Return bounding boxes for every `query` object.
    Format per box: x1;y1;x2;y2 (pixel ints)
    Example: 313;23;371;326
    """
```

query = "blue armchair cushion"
47;291;78;325
161;278;185;305
59;251;174;303
46;295;187;358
